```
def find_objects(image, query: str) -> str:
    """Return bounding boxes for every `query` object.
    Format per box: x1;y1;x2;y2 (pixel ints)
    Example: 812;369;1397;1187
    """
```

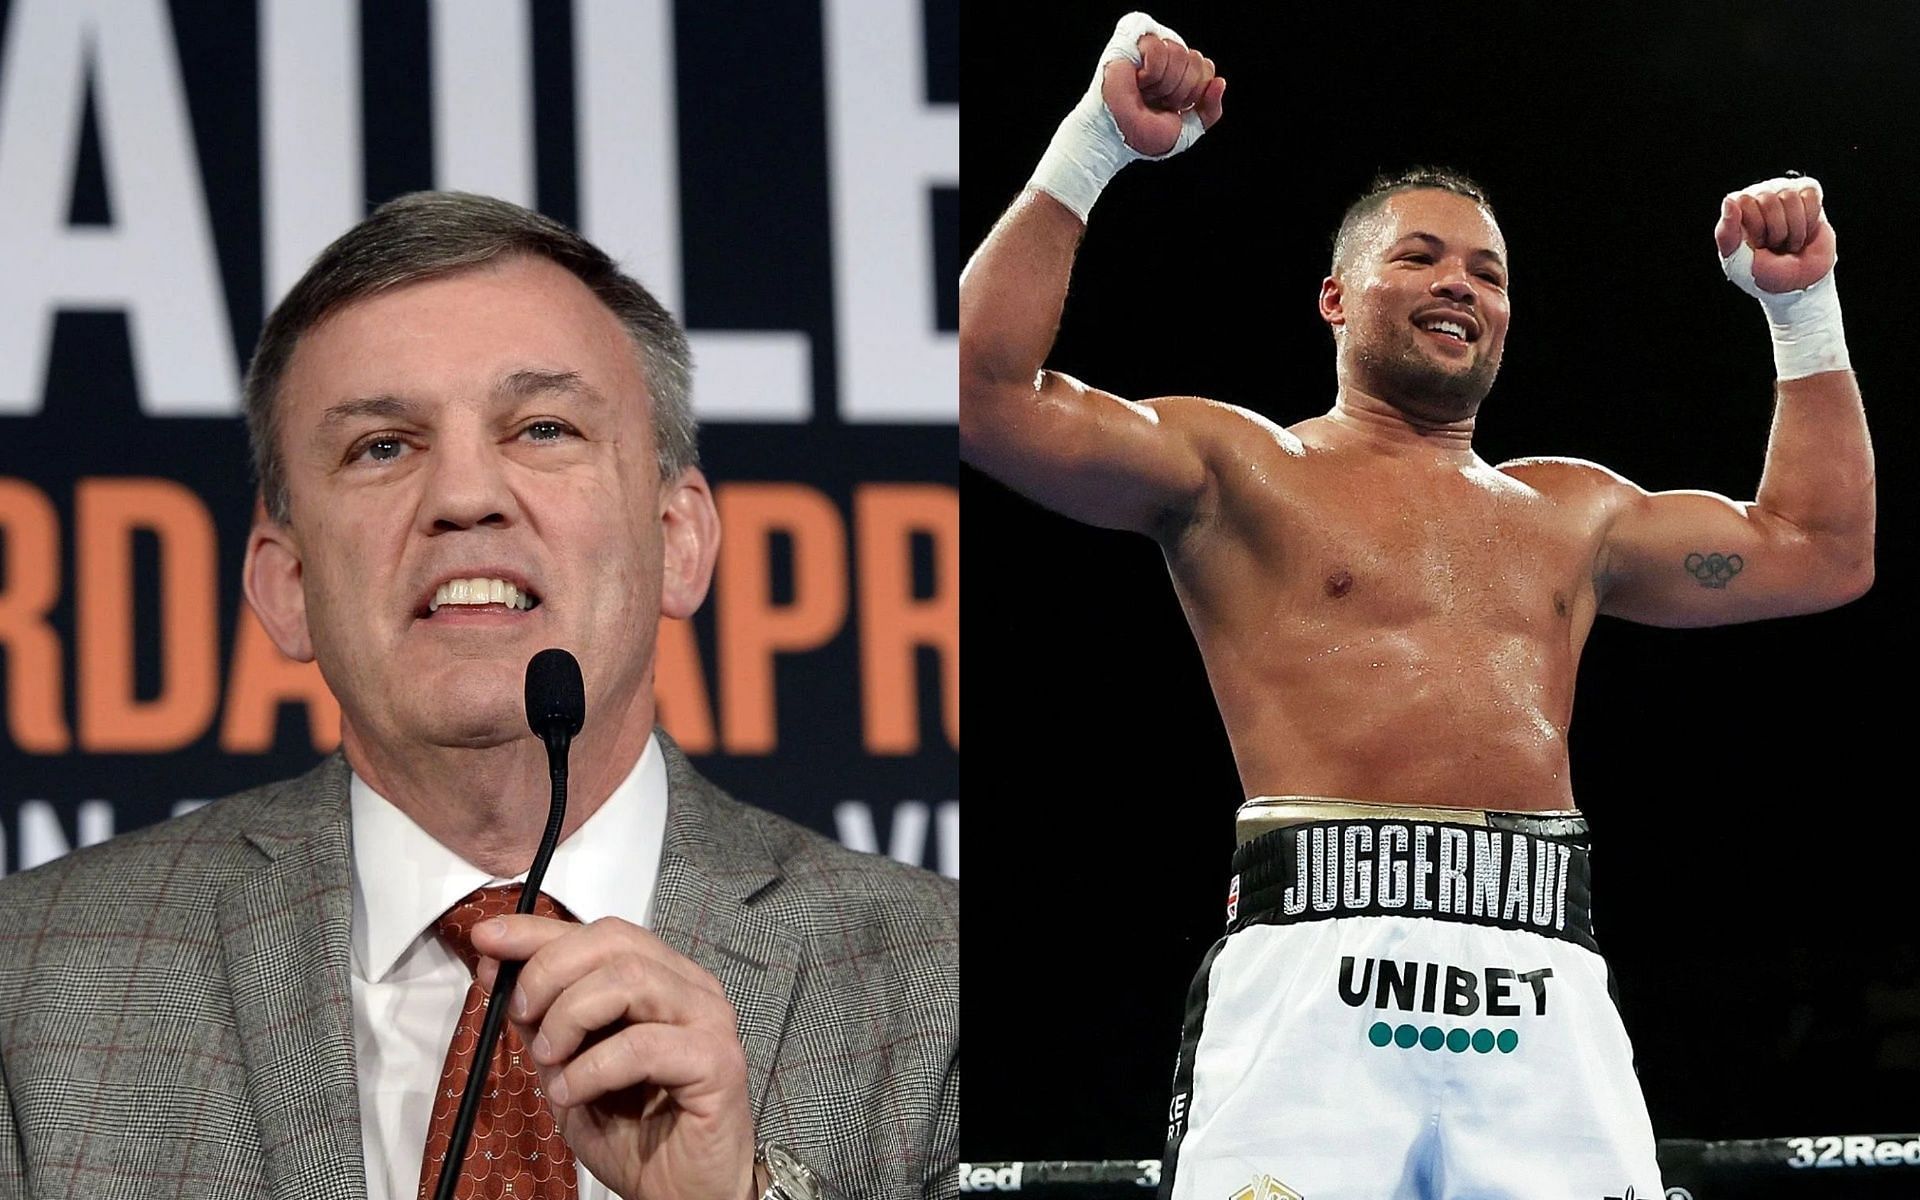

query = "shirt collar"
349;732;669;983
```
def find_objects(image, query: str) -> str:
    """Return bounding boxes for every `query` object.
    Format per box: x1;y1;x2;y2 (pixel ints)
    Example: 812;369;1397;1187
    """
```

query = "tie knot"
433;884;574;973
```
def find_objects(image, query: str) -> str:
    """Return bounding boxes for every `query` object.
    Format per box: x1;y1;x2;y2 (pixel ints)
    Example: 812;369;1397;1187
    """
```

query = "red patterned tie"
417;885;580;1200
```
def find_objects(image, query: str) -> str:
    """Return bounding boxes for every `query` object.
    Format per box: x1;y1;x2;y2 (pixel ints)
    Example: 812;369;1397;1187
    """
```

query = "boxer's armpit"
1683;551;1746;590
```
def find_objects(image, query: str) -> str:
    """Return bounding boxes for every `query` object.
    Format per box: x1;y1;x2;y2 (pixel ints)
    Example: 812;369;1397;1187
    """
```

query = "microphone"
433;648;584;1200
525;646;586;748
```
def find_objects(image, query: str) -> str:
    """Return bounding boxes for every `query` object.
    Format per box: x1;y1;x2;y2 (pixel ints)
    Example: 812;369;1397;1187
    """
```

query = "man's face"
250;254;713;754
1323;189;1510;423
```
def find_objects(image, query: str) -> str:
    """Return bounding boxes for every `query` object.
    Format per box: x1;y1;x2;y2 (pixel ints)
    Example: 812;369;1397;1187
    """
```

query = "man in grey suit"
0;193;957;1200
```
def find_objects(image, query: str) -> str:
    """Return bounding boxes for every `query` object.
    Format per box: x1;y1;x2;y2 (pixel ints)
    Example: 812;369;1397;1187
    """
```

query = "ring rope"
957;1135;1920;1195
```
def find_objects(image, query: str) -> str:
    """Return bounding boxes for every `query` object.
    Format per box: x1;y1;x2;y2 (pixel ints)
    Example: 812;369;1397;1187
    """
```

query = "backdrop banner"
0;0;958;878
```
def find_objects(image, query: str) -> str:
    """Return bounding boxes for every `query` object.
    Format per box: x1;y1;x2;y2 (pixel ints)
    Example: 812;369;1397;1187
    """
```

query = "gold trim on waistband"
1235;796;1583;844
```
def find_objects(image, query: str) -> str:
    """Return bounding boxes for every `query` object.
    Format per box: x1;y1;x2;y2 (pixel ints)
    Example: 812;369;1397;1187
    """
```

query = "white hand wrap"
1027;12;1209;222
1719;175;1851;381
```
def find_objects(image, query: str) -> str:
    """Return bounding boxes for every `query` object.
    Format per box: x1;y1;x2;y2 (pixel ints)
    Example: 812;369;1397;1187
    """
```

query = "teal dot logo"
1372;1023;1520;1053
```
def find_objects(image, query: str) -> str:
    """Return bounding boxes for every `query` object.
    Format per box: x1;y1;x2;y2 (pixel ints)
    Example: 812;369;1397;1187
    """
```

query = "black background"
963;0;1919;1174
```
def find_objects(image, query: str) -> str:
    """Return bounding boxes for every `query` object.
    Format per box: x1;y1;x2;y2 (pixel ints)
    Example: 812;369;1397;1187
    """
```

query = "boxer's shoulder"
1137;395;1308;469
1497;455;1637;506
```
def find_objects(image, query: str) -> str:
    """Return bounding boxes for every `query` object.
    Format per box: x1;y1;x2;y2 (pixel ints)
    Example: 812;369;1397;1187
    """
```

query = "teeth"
1423;319;1468;341
427;577;535;613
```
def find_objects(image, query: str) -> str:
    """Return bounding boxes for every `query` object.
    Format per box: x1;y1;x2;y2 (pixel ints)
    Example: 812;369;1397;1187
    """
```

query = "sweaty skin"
961;37;1873;814
1156;400;1599;812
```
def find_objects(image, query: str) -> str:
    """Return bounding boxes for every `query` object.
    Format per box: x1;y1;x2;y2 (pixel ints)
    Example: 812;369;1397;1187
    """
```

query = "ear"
658;468;720;620
243;507;315;662
1319;274;1346;332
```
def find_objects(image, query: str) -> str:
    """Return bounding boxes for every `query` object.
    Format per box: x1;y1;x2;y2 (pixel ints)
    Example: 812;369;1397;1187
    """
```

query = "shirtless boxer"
960;13;1874;1200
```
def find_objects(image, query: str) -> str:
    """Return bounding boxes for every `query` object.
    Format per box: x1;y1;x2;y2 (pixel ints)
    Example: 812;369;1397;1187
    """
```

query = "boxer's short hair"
1330;167;1495;275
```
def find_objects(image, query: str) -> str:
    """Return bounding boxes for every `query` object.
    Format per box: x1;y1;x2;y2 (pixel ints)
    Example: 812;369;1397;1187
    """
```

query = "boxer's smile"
1412;305;1480;345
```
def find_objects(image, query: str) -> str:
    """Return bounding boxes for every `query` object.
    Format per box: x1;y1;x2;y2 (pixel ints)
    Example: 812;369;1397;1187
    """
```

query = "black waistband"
1227;817;1598;952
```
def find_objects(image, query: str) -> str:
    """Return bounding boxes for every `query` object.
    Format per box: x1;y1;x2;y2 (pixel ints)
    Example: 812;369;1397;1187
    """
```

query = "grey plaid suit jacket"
0;734;958;1199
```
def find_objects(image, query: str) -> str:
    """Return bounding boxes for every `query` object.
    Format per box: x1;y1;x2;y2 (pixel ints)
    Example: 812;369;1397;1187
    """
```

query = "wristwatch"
756;1142;823;1200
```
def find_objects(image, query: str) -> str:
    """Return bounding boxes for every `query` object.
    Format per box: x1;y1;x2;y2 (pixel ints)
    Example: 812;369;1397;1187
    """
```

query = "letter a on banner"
0;0;237;414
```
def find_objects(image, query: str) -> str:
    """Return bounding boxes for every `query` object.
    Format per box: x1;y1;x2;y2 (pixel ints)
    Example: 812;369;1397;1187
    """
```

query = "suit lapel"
649;734;802;1113
202;737;796;1193
217;756;368;1200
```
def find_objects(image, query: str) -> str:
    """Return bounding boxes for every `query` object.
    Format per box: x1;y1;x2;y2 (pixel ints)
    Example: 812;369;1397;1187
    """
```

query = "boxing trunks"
1160;799;1663;1200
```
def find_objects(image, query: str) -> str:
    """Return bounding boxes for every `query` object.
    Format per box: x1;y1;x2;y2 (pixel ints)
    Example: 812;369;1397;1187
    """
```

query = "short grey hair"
243;191;697;523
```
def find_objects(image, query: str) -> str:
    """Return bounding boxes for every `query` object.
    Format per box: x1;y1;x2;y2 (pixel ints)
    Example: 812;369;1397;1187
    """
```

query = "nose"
418;428;516;533
1429;266;1476;305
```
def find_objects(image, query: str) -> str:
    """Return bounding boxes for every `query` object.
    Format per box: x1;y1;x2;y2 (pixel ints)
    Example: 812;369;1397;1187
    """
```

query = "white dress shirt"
348;734;669;1200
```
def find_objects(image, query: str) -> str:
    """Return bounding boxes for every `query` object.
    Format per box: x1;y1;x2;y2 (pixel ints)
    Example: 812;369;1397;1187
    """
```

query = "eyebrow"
495;368;609;407
319;370;609;429
1393;231;1506;267
320;394;425;427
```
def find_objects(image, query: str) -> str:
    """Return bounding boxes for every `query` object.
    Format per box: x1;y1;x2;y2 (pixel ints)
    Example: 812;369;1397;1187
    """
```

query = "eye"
349;434;411;464
1477;271;1506;286
1399;253;1433;264
520;420;577;442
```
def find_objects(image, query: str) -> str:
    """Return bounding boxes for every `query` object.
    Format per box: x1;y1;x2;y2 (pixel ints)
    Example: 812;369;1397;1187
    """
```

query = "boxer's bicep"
964;370;1217;536
1597;485;1860;626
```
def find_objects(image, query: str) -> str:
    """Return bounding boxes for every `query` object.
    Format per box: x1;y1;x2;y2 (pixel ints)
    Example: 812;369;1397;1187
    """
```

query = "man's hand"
1715;176;1835;293
1025;13;1223;220
1100;32;1224;157
473;914;757;1200
1714;174;1850;380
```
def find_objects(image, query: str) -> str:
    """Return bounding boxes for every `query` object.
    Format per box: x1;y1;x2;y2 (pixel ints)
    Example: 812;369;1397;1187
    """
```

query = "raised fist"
1098;24;1225;157
1715;176;1836;294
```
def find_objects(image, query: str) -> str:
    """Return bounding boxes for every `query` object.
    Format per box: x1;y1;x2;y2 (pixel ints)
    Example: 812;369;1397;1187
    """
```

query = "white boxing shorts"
1160;801;1664;1200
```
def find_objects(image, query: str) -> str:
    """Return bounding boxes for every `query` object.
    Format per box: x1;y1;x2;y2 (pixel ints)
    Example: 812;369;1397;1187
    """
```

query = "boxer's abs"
1212;631;1580;812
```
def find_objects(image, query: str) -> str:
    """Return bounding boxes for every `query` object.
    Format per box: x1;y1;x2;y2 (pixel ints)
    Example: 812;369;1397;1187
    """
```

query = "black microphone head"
525;648;585;739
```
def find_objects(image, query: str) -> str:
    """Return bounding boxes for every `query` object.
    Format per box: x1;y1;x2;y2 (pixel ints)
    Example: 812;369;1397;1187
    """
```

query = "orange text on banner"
77;478;219;752
0;479;68;752
220;602;341;753
856;484;958;753
716;484;849;754
3;478;957;758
